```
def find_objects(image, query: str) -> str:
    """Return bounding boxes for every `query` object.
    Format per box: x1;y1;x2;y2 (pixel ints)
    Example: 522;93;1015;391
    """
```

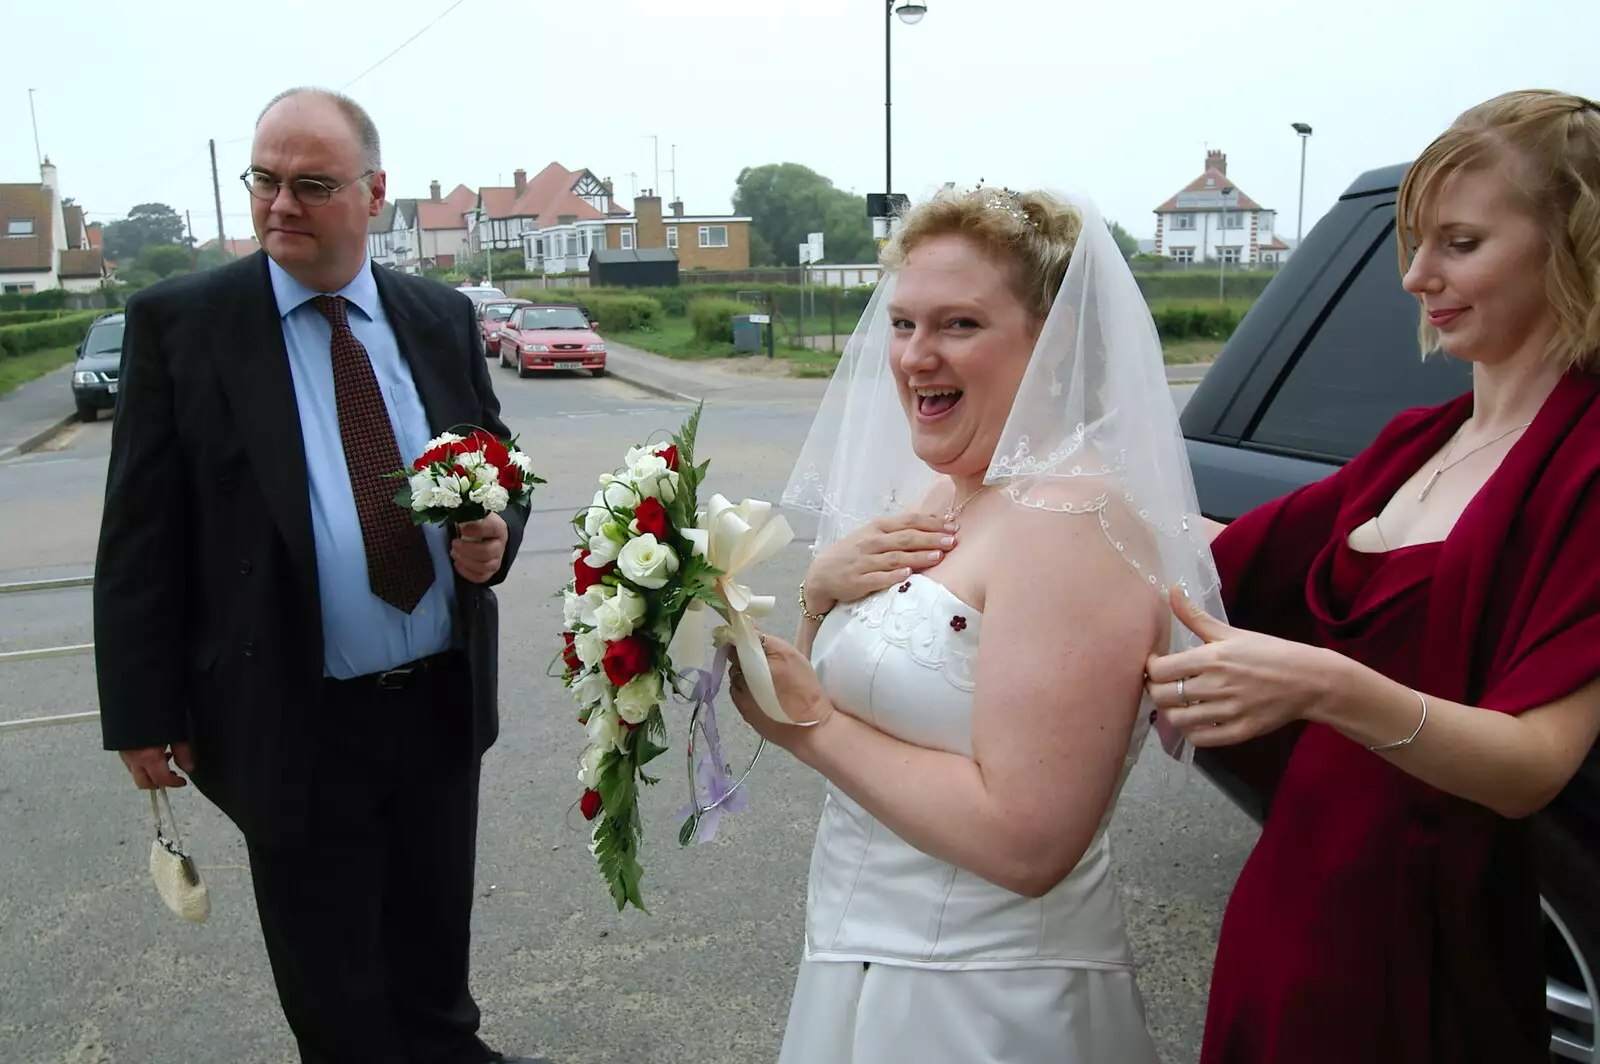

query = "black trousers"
244;652;494;1064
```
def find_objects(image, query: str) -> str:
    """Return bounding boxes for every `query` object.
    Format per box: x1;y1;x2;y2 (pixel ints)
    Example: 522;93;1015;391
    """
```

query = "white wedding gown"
778;574;1161;1064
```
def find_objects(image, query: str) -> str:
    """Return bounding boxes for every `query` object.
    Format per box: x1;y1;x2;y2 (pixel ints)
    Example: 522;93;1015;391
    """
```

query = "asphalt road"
0;367;1246;1064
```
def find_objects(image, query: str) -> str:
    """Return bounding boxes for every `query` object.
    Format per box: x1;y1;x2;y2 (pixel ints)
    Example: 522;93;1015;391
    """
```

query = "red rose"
602;635;653;686
580;788;603;820
633;496;670;539
574;552;614;594
561;632;581;673
657;444;680;471
483;439;511;468
413;444;450;470
450;439;475;455
470;429;497;450
498;463;522;493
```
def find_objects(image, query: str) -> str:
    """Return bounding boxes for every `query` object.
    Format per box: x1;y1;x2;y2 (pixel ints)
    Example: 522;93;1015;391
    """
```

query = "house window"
1170;247;1195;263
2;283;36;294
1223;211;1244;230
1218;246;1241;263
666;226;678;249
1171;214;1195;231
591;229;606;252
699;225;728;248
620;228;634;250
566;233;578;257
6;219;35;237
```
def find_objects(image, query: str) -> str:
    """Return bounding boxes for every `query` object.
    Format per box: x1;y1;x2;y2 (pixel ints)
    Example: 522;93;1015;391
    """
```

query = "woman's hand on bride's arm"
802;512;958;617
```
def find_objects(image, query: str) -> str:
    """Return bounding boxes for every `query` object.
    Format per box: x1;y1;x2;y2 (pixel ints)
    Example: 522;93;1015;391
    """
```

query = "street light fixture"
877;1;926;241
1292;122;1313;246
1219;184;1234;302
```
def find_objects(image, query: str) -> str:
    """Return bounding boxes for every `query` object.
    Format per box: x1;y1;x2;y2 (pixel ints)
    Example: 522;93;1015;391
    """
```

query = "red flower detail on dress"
950;615;967;632
898;582;912;593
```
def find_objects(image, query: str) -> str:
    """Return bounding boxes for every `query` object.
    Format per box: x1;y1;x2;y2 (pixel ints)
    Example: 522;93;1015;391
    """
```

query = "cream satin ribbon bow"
669;494;798;723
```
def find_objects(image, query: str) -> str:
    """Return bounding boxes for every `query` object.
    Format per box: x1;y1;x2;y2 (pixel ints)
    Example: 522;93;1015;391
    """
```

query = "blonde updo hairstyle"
880;187;1084;323
1397;89;1600;372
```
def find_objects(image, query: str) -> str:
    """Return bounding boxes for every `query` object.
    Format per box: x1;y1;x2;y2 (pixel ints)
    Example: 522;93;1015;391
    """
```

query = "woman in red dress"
1145;89;1600;1062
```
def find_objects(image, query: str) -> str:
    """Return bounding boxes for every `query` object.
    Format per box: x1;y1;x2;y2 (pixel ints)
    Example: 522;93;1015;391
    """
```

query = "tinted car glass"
516;307;589;330
1248;222;1472;460
484;304;518;320
83;321;126;355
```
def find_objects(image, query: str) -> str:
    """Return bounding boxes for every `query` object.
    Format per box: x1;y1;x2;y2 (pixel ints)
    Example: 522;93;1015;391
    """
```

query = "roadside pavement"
0;365;80;462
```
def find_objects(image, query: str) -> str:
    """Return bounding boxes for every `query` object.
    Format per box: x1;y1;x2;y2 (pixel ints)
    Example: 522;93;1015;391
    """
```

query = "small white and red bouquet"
558;405;796;912
392;428;545;524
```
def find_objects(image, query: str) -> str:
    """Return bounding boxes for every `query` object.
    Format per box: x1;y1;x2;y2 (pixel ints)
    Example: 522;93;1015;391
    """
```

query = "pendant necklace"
1416;421;1532;502
944;483;991;521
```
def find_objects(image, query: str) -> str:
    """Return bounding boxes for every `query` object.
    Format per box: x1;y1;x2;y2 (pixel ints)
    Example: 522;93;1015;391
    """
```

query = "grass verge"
606;318;838;377
0;346;77;398
1162;339;1225;365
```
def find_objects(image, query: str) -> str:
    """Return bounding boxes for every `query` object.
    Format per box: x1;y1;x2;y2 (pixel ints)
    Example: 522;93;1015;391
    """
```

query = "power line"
341;0;470;91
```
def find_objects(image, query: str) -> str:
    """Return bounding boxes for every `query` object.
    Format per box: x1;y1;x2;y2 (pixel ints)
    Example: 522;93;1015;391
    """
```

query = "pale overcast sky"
5;0;1597;252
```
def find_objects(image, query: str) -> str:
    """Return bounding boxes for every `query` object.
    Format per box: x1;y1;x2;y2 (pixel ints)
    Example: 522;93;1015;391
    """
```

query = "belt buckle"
375;663;418;690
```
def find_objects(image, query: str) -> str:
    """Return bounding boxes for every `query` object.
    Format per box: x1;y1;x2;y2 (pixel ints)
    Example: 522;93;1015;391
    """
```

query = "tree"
1107;220;1139;261
103;203;189;262
733;163;878;268
137;244;194;279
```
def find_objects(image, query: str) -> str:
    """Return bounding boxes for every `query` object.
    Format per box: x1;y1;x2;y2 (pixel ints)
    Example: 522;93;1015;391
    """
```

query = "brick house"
0;158;106;293
1153;150;1291;266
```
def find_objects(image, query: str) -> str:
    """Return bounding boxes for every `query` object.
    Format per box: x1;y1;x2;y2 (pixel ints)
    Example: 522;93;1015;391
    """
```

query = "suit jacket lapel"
216;253;318;579
374;267;478;437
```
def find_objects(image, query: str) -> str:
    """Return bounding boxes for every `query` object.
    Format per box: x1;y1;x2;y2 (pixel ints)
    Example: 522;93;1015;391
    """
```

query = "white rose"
471;461;498;485
562;590;584;629
573;668;612;709
509;449;535;475
616;534;680;589
426;431;465;450
615;672;662;725
586;530;621;567
578;745;606;789
635;468;680;504
574;630;606;668
586;703;625;753
407;472;434;511
577;585;610;626
594;586;648;642
599;473;638;510
457;449;487;471
423;477;463;510
469;480;510;513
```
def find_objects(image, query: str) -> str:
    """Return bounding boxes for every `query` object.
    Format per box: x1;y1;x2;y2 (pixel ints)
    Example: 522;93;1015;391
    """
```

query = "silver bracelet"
1367;690;1428;752
798;581;830;623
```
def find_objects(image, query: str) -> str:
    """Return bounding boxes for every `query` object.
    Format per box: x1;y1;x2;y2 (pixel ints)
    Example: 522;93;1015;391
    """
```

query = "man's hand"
119;743;195;790
452;513;508;583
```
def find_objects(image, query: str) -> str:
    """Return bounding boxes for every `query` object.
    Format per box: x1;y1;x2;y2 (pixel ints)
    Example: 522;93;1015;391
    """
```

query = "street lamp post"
878;1;925;240
1292;122;1313;245
1219;184;1234;302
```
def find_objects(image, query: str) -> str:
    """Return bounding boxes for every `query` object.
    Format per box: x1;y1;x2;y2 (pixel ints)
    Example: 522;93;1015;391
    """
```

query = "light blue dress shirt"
269;257;457;679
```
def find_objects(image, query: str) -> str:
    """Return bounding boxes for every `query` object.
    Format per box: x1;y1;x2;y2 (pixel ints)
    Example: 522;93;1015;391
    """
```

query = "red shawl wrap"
1200;369;1600;1063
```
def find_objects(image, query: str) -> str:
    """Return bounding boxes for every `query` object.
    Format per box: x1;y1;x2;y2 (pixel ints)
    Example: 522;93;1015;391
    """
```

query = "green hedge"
1133;272;1274;301
1147;301;1245;341
0;311;102;359
689;298;754;344
0;310;72;326
590;295;661;333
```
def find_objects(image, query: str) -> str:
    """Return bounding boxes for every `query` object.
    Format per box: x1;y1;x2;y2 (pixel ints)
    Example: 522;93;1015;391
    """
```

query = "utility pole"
186;210;198;269
209;139;227;263
667;144;677;202
27;89;43;169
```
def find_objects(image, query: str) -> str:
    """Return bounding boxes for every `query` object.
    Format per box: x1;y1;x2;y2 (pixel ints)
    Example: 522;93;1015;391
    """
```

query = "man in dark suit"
95;88;545;1064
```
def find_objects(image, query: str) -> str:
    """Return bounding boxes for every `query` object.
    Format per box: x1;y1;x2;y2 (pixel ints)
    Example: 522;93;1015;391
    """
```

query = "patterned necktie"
311;295;435;614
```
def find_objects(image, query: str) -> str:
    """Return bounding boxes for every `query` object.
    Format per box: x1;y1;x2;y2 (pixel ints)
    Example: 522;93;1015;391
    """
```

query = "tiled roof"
1259;235;1290;251
417;200;468;230
1154;168;1264;213
0;184;53;271
59;249;105;278
370;202;396;233
198;237;261;258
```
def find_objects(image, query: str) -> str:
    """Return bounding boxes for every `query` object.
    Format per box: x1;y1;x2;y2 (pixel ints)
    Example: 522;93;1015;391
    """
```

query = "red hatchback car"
495;303;607;378
475;299;530;353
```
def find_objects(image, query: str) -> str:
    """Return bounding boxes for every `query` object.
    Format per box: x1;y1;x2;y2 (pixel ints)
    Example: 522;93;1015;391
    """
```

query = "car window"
515;307;589;330
1248;221;1472;460
484;304;518;321
83;321;125;355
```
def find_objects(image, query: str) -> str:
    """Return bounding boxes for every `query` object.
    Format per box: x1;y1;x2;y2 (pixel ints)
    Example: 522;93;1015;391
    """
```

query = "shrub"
689;298;755;344
590;295;661;333
0;311;101;359
655;289;690;317
1133;271;1273;302
0;310;70;326
1147;300;1245;342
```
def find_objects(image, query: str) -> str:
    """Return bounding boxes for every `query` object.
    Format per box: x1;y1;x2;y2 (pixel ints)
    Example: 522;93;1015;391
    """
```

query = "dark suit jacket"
94;252;528;846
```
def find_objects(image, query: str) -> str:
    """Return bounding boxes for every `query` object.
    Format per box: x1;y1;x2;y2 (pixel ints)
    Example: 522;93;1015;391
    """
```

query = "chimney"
41;156;67;263
670;199;684;218
1206;150;1227;176
633;191;665;249
514;168;527;193
430;180;441;201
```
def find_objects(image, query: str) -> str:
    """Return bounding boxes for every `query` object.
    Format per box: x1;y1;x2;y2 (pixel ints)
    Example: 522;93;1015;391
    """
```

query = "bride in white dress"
728;186;1222;1063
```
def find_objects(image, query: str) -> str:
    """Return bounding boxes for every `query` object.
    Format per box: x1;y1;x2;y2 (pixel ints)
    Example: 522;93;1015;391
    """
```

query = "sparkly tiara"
972;181;1040;230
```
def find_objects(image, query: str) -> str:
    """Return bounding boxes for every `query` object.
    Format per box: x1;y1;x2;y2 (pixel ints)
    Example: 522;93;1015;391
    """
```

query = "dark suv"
71;311;125;421
1181;162;1597;1062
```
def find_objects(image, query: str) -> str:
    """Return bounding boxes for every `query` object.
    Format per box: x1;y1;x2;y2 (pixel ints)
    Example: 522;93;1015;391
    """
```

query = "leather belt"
328;650;463;693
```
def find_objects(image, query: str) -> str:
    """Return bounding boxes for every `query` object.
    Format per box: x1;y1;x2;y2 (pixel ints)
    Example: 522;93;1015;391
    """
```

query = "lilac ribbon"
676;643;750;843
